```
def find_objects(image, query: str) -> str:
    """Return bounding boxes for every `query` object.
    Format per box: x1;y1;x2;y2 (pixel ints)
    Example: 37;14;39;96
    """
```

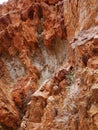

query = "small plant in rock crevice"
66;70;74;90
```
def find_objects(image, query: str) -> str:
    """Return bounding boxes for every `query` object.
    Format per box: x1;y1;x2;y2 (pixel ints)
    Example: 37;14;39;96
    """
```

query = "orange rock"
0;0;98;130
0;81;20;129
87;56;98;69
92;83;98;103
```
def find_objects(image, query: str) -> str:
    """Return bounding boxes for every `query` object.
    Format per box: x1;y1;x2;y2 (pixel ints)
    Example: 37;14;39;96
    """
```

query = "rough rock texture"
0;0;98;130
0;81;20;129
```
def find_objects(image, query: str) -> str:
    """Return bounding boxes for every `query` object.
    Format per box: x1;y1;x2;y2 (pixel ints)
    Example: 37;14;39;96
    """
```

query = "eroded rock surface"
0;0;98;130
0;81;20;129
20;28;98;130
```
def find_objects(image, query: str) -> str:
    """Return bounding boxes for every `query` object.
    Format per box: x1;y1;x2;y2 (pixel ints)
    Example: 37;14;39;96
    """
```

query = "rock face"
0;0;98;130
0;81;20;129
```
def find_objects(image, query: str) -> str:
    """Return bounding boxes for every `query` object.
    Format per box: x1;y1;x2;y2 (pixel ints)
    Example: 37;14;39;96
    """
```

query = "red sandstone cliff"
0;0;98;130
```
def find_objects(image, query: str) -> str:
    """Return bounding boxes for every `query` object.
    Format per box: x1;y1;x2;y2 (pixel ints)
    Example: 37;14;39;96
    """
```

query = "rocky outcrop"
20;27;98;130
0;0;98;130
0;81;20;129
64;0;98;40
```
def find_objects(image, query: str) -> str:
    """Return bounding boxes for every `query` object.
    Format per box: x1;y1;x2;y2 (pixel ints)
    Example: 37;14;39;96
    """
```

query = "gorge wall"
0;0;98;130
